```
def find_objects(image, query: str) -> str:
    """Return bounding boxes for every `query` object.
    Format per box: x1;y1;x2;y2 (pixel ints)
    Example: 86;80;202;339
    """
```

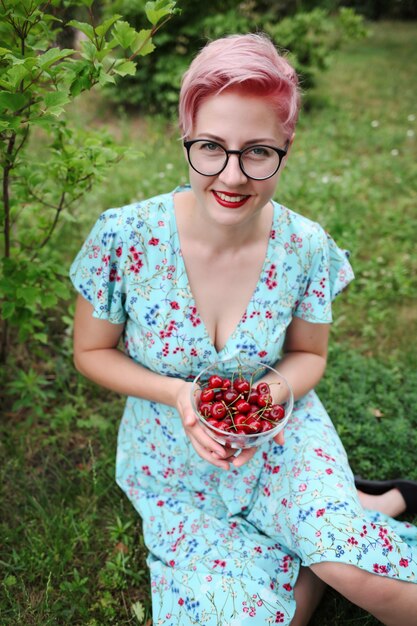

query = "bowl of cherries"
191;360;294;449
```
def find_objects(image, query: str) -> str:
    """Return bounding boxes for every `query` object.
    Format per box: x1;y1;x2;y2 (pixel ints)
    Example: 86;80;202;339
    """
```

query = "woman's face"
185;91;290;227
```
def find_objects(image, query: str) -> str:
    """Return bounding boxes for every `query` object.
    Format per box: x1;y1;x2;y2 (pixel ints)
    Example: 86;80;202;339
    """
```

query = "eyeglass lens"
188;141;282;179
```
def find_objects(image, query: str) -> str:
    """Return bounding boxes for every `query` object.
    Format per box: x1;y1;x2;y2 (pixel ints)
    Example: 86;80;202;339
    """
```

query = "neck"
176;191;273;253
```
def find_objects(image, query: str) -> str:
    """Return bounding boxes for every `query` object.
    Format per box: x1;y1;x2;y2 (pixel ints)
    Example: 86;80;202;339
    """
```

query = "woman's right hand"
174;380;238;470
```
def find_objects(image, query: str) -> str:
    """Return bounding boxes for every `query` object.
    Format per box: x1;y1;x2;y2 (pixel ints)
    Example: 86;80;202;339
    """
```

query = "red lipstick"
212;190;249;208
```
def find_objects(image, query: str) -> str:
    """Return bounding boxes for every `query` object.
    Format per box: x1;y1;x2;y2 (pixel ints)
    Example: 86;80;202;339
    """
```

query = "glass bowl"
190;360;294;449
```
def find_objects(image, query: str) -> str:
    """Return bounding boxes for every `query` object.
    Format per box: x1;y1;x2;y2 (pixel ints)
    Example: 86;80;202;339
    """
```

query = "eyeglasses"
183;139;289;181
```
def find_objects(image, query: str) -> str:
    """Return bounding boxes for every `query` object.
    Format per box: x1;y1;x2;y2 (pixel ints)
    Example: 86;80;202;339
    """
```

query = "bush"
0;0;179;366
102;0;252;115
103;1;367;115
265;7;367;92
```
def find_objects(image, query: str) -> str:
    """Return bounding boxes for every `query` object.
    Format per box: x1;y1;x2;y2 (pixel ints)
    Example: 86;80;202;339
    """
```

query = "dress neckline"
169;186;277;357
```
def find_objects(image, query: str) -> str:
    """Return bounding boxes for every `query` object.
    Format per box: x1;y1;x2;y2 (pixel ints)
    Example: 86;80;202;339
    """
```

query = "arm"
73;294;235;469
277;316;330;401
74;294;184;404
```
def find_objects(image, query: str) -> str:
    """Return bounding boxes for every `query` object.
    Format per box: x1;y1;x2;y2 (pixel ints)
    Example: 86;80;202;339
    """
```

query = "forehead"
193;91;286;145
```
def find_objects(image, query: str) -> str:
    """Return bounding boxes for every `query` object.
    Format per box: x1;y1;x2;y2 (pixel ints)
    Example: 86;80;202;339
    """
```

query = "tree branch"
34;190;66;253
2;132;16;259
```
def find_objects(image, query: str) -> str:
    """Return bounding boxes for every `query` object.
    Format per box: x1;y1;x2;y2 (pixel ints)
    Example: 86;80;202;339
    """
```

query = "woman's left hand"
231;429;285;467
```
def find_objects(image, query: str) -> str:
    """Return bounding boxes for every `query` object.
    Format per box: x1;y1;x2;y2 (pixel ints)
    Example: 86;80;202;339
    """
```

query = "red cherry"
200;388;215;402
269;404;285;421
245;416;262;433
235;399;251;414
233;415;260;434
199;402;212;417
233;378;251;395
233;413;249;428
208;374;223;389
256;381;270;395
247;390;259;405
260;420;274;432
257;392;272;408
222;378;232;389
216;420;232;432
223;389;239;405
210;402;227;420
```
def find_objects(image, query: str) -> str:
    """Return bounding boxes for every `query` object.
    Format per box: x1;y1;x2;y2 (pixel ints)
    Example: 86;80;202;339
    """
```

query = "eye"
198;141;223;153
245;145;274;159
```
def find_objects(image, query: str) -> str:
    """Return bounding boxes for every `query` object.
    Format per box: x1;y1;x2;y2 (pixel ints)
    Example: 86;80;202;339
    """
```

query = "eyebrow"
195;133;280;146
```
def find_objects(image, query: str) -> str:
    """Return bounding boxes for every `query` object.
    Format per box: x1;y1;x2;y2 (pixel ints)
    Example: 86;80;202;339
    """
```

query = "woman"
71;33;417;625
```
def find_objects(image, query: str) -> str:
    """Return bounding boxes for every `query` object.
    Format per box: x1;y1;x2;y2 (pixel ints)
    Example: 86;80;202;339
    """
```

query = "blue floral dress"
70;185;417;625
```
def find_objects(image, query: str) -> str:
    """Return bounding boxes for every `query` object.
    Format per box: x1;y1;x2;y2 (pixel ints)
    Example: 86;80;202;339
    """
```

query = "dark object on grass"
355;476;417;515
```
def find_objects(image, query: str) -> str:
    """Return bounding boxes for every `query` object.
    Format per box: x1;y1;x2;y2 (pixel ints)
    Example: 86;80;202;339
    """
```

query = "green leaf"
42;90;70;116
0;92;29;112
40;292;58;308
113;60;136;77
0;78;13;90
15;286;39;306
77;413;111;430
132;29;155;57
96;44;118;63
33;332;48;344
98;71;116;86
67;20;95;42
2;300;15;320
29;114;59;129
54;281;70;299
3;575;17;588
7;63;30;88
37;48;74;70
112;20;137;49
131;600;145;622
95;14;122;37
80;39;98;62
145;0;177;26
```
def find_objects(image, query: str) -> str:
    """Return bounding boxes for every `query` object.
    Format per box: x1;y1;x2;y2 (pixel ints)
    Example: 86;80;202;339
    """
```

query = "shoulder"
98;188;177;229
272;200;328;248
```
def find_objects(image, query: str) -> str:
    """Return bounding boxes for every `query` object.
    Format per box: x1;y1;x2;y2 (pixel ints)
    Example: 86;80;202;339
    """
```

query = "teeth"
216;192;247;202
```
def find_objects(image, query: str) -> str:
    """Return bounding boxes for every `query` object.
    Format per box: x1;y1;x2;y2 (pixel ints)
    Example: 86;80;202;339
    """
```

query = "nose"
217;153;248;186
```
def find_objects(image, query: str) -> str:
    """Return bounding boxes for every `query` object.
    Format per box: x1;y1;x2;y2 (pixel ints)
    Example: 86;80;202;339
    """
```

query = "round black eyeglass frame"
183;139;289;181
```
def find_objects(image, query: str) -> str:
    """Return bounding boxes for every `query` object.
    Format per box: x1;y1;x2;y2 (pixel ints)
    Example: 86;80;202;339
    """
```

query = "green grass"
1;20;417;626
282;21;417;362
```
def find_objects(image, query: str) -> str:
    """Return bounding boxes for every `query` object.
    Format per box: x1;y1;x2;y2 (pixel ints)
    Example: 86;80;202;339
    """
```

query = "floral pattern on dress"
70;186;417;625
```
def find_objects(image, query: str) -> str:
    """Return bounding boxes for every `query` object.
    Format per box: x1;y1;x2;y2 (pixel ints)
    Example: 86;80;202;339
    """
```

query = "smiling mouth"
212;190;250;207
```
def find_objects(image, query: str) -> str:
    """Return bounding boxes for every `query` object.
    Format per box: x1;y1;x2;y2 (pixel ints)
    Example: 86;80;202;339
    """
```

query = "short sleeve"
294;228;354;324
69;209;129;323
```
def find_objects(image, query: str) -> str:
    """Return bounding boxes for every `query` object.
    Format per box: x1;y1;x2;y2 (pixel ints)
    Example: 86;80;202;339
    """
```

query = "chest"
182;245;267;353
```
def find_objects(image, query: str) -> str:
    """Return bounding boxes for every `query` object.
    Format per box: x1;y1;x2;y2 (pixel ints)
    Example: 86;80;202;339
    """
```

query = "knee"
311;562;398;609
290;566;327;626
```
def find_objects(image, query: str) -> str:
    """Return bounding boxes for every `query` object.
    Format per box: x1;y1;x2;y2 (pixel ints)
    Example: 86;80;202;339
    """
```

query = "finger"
189;434;231;469
187;423;231;459
273;430;285;446
183;412;197;427
222;445;239;460
232;446;257;467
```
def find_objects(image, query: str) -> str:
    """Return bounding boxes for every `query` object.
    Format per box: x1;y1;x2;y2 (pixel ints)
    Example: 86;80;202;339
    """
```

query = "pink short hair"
179;33;301;140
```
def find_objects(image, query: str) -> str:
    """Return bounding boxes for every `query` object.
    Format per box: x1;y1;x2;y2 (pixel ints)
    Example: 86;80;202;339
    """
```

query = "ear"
281;132;295;170
182;139;189;162
286;132;295;155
